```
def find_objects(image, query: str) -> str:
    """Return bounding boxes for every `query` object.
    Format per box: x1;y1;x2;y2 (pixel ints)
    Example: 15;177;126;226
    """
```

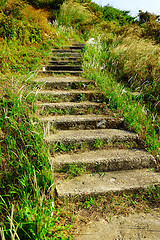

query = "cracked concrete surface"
74;211;160;240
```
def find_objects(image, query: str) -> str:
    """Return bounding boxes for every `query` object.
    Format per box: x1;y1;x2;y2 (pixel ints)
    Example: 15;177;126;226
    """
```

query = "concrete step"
63;44;85;50
44;65;82;71
51;57;82;61
52;49;82;53
36;90;106;103
45;129;138;145
36;101;107;116
32;76;94;90
52;149;155;172
52;52;82;57
48;60;82;65
38;114;124;130
55;169;160;200
38;70;82;76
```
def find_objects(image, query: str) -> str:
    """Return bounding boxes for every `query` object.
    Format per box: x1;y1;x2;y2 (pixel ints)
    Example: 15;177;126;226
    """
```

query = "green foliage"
138;10;151;24
25;0;64;10
58;0;97;33
0;82;56;239
94;138;103;149
84;197;96;209
141;14;160;43
83;38;160;163
62;163;86;178
0;0;52;42
100;35;160;112
0;40;51;74
101;5;135;25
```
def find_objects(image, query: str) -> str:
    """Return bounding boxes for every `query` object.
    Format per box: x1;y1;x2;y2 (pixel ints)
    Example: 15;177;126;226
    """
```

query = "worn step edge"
44;65;82;68
38;70;82;75
55;169;160;200
51;57;82;60
38;115;124;130
45;129;138;144
63;45;85;49
52;49;82;53
48;61;82;65
52;52;82;56
44;67;82;72
51;149;155;172
32;76;93;83
36;101;101;109
38;90;100;93
32;78;94;88
37;90;101;96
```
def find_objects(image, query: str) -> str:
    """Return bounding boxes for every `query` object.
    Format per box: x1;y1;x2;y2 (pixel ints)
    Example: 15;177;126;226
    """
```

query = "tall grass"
58;0;97;33
102;36;160;112
0;78;53;239
82;37;160;165
0;74;74;239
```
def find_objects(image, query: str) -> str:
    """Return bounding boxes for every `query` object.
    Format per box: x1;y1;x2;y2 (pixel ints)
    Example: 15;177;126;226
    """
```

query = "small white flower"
87;38;96;45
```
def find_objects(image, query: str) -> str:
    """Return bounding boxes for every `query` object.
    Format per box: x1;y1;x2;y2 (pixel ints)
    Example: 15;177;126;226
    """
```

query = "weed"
83;197;96;209
93;138;103;149
77;93;87;102
51;141;79;154
62;163;86;178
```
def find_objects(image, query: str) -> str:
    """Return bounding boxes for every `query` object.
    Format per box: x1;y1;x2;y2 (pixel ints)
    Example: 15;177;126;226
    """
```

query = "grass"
103;36;160;112
0;1;82;239
77;185;160;217
82;38;160;168
49;140;139;156
60;163;86;178
0;81;55;239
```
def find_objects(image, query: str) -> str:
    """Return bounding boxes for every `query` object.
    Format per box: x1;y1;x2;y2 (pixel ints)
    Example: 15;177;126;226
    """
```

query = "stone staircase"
38;42;84;75
33;43;160;201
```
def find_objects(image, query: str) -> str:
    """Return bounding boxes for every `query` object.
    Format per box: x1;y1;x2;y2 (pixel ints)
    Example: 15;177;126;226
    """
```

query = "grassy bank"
82;38;160;166
0;0;82;239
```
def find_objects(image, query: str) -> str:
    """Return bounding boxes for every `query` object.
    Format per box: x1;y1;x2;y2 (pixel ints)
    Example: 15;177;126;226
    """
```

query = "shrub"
142;14;160;43
0;0;52;43
58;0;97;33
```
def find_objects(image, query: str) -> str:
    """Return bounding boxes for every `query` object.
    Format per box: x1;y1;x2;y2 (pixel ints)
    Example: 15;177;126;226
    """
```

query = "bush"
25;0;64;9
58;0;97;33
142;14;160;43
0;0;52;42
102;5;135;25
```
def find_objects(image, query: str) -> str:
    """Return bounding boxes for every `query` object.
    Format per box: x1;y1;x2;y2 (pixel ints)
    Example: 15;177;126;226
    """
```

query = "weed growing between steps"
60;163;87;178
70;185;160;222
82;38;160;168
49;140;139;156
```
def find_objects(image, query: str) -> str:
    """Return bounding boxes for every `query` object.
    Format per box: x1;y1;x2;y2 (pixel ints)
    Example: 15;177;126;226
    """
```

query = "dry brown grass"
108;36;160;111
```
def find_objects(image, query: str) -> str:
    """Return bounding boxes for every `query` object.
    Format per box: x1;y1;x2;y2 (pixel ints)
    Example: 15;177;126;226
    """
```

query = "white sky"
92;0;160;16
